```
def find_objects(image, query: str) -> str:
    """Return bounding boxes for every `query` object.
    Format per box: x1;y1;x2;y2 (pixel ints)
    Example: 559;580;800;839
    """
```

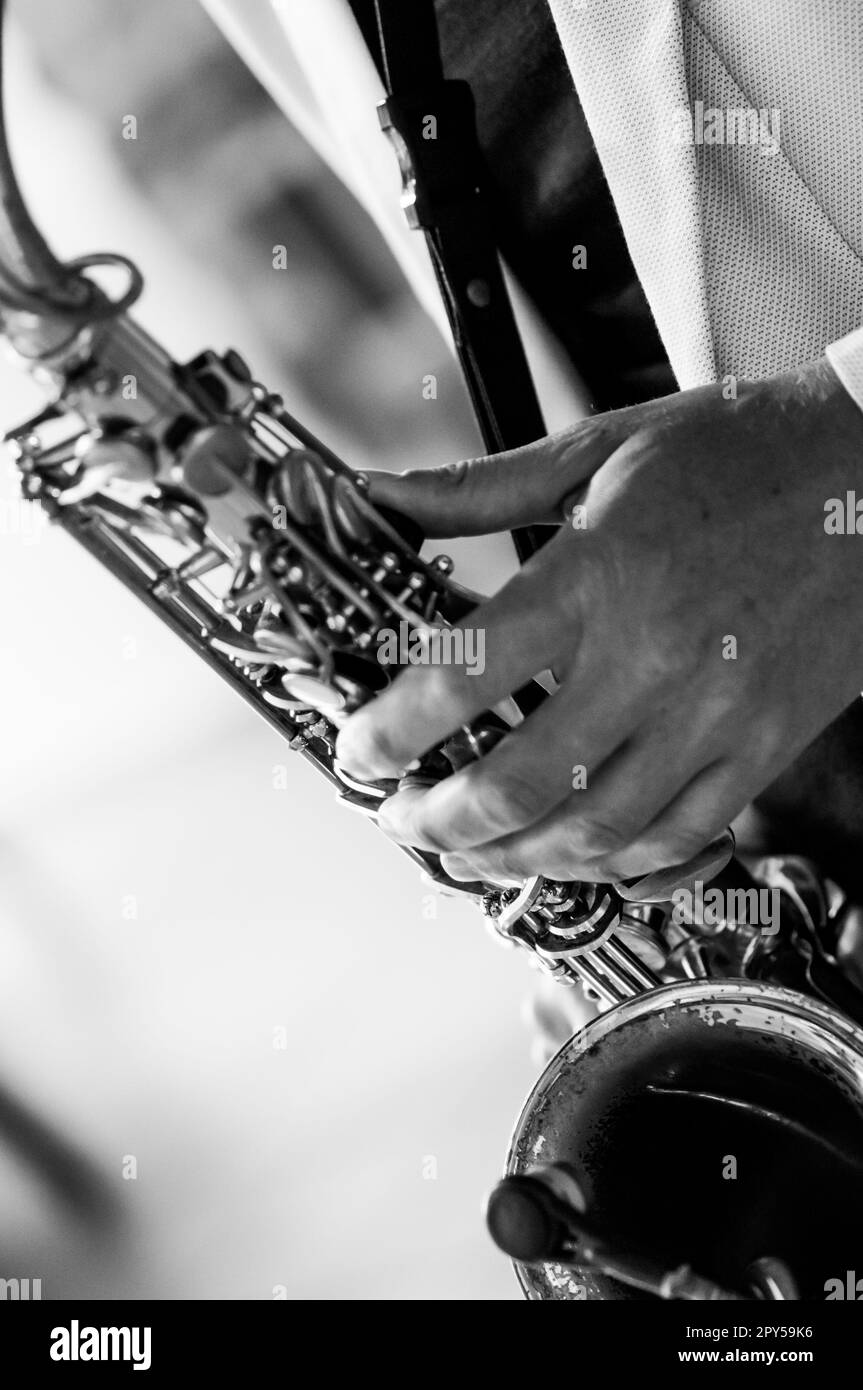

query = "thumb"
362;411;633;537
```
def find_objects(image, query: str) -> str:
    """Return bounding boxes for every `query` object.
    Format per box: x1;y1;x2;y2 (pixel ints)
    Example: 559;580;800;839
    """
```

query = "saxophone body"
9;301;863;1300
6;309;635;974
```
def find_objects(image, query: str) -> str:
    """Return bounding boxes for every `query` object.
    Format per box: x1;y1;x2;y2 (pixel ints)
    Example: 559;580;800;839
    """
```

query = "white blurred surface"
0;29;534;1298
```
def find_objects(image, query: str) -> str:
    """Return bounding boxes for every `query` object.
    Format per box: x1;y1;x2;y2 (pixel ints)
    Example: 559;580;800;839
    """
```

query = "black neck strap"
350;0;553;561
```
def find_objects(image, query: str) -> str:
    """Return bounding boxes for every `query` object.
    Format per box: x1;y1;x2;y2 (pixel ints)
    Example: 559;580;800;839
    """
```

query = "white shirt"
201;0;863;416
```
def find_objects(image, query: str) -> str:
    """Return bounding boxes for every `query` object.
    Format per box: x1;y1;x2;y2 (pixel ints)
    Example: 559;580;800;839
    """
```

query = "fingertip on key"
335;717;401;782
375;798;402;841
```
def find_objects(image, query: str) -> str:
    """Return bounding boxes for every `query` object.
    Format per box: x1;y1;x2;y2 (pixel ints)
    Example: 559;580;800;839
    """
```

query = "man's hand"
336;360;863;887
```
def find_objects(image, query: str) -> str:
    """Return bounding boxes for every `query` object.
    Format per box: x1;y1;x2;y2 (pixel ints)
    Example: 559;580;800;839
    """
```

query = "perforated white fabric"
549;0;863;396
208;0;863;413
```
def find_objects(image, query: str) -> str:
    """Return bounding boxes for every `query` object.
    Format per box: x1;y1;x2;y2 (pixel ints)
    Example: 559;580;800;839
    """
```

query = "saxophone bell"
495;980;863;1300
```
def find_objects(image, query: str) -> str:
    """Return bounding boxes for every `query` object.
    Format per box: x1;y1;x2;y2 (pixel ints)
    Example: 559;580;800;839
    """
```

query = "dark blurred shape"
15;0;474;454
0;1074;122;1231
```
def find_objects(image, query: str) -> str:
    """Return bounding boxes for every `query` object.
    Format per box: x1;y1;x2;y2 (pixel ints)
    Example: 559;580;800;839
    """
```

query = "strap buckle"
377;80;482;230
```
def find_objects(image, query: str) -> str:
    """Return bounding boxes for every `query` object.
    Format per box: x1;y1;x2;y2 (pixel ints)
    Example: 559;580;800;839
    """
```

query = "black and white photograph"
1;0;862;1363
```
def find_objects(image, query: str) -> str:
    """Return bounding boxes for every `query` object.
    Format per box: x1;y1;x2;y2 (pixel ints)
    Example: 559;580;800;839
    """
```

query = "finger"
440;848;521;887
361;410;633;537
336;534;581;780
591;758;742;882
436;756;711;884
437;750;731;886
397;704;714;872
375;682;651;853
598;708;853;884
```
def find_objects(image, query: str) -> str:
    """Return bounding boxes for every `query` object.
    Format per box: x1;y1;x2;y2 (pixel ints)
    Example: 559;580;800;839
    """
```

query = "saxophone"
5;11;863;1306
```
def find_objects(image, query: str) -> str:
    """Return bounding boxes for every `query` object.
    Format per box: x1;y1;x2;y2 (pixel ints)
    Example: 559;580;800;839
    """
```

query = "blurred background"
0;0;538;1298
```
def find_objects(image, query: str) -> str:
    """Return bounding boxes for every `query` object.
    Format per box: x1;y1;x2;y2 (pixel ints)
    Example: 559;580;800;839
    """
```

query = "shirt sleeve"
825;325;863;414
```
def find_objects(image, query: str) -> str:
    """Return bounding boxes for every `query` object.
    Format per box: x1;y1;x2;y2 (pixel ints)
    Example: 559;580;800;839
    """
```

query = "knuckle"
644;623;699;687
561;410;622;462
361;717;405;772
433;459;474;492
493;849;529;883
337;715;401;775
364;723;400;765
470;769;548;834
643;824;706;867
439;852;478;882
569;815;634;859
420;662;466;712
544;551;590;633
535;852;586;881
449;844;527;885
421;828;461;856
747;713;790;768
409;804;456;854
